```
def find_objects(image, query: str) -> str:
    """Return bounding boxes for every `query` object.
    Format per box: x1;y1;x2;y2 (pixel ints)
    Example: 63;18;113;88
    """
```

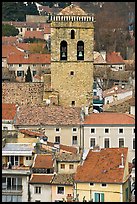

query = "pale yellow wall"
52;185;73;202
75;182;123;202
57;162;79;174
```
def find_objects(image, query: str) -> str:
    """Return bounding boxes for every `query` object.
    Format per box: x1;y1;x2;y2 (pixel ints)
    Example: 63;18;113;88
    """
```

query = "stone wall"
26;15;48;23
2;82;44;106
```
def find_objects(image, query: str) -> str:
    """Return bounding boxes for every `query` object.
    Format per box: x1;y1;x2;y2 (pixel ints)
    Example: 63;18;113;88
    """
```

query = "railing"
2;185;22;191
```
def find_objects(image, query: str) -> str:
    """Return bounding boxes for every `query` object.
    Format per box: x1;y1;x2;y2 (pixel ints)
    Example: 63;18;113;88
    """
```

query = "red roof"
17;42;46;52
7;53;51;64
44;27;51;34
30;174;53;184
84;112;135;125
2;45;24;58
107;52;124;64
19;129;45;137
2;103;17;120
75;147;128;183
2;36;18;45
33;154;53;169
24;30;44;40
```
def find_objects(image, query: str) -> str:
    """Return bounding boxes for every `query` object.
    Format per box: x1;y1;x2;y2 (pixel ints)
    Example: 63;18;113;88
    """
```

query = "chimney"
119;153;124;168
100;50;106;61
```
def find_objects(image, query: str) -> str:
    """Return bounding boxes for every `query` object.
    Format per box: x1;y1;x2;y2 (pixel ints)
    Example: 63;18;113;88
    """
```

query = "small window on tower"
71;101;75;106
71;30;75;39
70;71;74;76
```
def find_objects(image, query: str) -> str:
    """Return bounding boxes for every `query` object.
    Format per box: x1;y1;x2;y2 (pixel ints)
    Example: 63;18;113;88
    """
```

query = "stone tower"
50;4;94;109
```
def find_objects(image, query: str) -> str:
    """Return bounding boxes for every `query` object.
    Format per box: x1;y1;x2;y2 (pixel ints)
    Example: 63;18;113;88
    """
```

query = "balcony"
2;185;22;192
2;164;31;175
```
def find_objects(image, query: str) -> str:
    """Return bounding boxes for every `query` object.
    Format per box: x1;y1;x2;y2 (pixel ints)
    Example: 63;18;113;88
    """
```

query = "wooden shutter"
101;193;104;202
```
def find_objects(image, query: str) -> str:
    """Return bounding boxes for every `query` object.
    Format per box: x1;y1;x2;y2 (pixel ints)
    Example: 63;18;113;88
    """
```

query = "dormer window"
60;41;67;60
71;30;75;39
77;41;84;60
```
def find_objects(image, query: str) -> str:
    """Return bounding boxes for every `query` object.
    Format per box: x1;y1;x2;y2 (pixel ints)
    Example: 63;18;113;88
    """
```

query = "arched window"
60;41;67;60
71;30;75;39
77;41;84;60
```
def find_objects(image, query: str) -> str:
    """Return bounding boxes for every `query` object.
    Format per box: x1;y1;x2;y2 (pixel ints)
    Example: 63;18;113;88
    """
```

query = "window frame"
118;128;124;134
91;128;95;134
60;163;65;169
35;186;41;194
104;128;109;134
57;186;65;195
55;127;60;133
101;183;107;188
72;135;77;145
90;137;96;148
55;136;60;144
17;70;24;77
103;137;111;148
60;40;67;61
118;137;125;148
72;127;78;133
69;164;74;169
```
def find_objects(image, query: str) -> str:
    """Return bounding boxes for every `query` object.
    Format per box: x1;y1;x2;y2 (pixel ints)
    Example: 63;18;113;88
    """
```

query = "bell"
62;52;66;57
78;51;83;57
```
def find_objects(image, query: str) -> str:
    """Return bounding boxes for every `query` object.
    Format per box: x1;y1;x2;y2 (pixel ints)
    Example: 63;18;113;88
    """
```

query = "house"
2;142;35;202
7;53;51;81
103;85;133;105
107;51;125;71
2;103;17;130
15;105;81;148
74;147;131;202
83;112;135;163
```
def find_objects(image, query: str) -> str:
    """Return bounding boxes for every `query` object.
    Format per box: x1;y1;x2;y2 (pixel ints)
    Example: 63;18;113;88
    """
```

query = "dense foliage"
2;24;19;36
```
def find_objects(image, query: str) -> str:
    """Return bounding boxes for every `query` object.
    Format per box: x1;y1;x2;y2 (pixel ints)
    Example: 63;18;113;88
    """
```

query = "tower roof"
58;4;88;16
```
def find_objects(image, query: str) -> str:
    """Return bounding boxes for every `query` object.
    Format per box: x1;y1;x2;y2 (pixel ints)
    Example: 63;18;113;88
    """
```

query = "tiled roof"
84;112;135;125
30;174;53;184
103;85;132;97
41;143;78;154
44;27;51;34
2;21;47;28
16;42;46;52
58;4;87;15
74;147;128;183
19;129;45;137
55;152;81;162
24;30;44;40
93;51;106;64
33;154;54;169
52;173;74;185
7;53;51;64
2;45;24;58
106;52;125;64
15;105;81;126
2;36;18;45
2;103;17;120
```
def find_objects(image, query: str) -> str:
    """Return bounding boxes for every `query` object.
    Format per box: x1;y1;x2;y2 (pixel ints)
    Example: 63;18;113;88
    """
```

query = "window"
57;186;64;194
90;138;95;148
77;41;84;60
94;193;104;202
17;71;24;77
71;101;75;106
119;128;123;134
19;64;22;67
55;136;60;144
133;138;135;150
72;127;77;132
61;164;65;169
35;186;41;194
8;156;19;166
119;138;124;147
90;183;94;186
69;164;74;169
3;177;22;191
3;126;8;130
93;91;97;96
101;183;107;187
26;156;31;160
91;128;95;134
55;128;60;132
33;71;37;76
60;41;67;60
104;138;110;148
105;128;109;133
133;128;135;134
71;30;75;39
70;71;74;76
72;136;77;145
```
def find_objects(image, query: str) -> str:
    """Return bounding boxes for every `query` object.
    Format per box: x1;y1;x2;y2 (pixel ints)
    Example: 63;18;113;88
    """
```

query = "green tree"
25;66;32;82
2;24;19;36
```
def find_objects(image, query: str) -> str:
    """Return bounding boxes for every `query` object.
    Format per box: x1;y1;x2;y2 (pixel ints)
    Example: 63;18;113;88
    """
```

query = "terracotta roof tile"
19;129;45;137
30;174;53;184
52;173;74;185
2;45;24;58
16;42;46;52
44;27;51;34
55;152;81;162
74;147;128;183
24;30;44;40
15;105;81;126
107;52;124;64
2;103;17;120
2;36;18;45
33;154;54;169
84;112;135;125
58;4;88;15
7;53;51;64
